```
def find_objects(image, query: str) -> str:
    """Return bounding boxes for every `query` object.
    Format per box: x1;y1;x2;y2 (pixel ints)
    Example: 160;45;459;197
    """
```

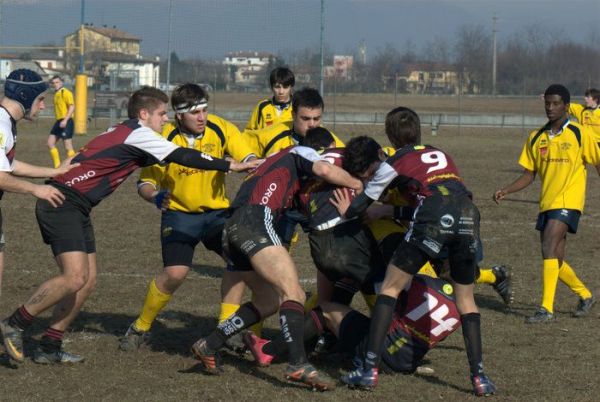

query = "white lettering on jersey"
65;170;96;186
261;182;278;205
405;292;459;338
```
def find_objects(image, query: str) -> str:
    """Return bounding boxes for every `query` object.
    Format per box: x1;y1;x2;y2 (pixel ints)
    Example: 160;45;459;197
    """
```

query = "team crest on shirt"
561;143;571;151
202;144;215;153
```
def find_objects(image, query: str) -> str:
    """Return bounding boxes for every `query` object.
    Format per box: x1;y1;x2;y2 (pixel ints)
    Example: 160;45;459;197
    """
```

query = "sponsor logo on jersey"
422;238;441;253
539;146;547;156
202;144;215;153
65;170;96;186
0;132;4;147
260;182;278;205
442;283;453;295
162;226;173;237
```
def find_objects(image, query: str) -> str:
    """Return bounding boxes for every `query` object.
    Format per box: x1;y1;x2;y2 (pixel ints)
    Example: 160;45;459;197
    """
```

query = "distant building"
400;63;475;95
222;51;275;90
0;55;47;81
64;24;159;88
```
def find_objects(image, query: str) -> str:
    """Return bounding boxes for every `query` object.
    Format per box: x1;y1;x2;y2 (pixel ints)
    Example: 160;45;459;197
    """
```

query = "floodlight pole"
319;0;325;96
492;13;497;96
166;0;174;95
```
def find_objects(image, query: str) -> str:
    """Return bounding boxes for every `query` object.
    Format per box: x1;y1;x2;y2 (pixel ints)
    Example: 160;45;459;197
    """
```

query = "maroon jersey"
297;148;357;230
52;119;178;206
391;274;460;349
231;146;321;213
364;145;471;207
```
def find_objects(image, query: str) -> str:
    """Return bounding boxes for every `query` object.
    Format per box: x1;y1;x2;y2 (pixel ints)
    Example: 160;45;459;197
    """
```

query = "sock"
49;147;61;168
67;149;76;158
361;292;378;311
559;261;592;299
364;295;397;370
304;307;326;342
461;313;484;377
280;300;308;365
331;281;358;305
134;279;172;332
8;305;34;331
476;268;496;285
417;261;438;278
40;327;64;353
304;292;319;312
206;302;261;350
218;303;240;323
541;259;560;313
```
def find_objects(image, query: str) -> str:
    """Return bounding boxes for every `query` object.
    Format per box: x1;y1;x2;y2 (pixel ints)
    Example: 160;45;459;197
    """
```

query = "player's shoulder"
207;113;235;129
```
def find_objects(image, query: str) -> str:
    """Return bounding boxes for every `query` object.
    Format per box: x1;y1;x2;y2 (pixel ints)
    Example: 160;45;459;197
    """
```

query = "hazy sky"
1;0;598;60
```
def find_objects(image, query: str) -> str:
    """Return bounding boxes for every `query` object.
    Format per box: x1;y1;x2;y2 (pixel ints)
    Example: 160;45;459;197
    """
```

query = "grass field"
0;113;599;402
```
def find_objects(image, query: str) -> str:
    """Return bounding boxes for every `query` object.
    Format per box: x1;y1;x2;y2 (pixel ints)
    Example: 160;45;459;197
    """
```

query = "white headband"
174;99;208;113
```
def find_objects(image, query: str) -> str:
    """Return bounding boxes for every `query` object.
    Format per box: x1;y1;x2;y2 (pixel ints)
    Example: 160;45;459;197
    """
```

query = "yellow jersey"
569;103;600;140
53;87;74;120
243;121;344;157
139;115;255;213
519;120;600;212
245;97;293;130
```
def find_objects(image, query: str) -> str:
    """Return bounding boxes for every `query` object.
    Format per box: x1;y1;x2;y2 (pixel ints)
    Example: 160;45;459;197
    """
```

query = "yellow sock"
133;279;172;332
49;147;61;168
219;303;240;323
477;268;496;285
541;259;560;313
287;231;300;255
304;292;319;312
362;292;377;311
67;149;76;158
417;261;438;278
559;261;592;300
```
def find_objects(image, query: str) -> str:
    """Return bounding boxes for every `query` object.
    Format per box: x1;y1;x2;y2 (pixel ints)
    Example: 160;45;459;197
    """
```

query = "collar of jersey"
547;118;570;137
272;96;291;110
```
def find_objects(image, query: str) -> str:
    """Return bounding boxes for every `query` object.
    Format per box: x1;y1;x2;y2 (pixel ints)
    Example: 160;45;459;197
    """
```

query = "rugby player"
245;67;295;130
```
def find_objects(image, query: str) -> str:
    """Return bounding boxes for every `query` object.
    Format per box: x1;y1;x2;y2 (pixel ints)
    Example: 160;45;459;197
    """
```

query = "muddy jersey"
52;119;178;206
388;274;460;351
297;147;357;231
230;146;320;214
364;145;471;207
0;107;17;199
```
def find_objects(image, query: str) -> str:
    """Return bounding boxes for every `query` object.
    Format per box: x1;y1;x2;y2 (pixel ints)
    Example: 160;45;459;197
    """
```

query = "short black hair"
292;87;324;112
342;136;382;177
302;127;335;151
385;106;421;148
269;67;295;88
127;86;168;119
544;84;570;104
50;75;62;82
585;88;600;104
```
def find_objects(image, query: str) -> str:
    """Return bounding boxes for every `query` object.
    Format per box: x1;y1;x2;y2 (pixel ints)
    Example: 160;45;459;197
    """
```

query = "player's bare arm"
137;181;171;210
493;169;535;204
312;160;363;192
0;171;65;207
229;158;263;172
11;159;80;178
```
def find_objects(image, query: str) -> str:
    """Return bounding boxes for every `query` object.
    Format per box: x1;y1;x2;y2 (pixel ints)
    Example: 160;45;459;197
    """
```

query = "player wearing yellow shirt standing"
120;84;257;350
47;76;75;168
246;67;295;130
568;88;600;140
495;84;600;323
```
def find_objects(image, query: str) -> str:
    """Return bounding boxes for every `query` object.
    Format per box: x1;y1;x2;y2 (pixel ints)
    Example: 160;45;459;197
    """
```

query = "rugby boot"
33;346;84;364
471;374;497;396
525;307;555;324
491;265;514;306
242;331;274;367
573;295;595;317
119;323;149;352
0;319;24;362
285;363;336;391
340;367;378;390
191;338;223;375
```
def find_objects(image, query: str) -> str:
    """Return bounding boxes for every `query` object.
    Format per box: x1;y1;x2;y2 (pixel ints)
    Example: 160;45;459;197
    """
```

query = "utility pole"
166;0;174;95
319;0;325;96
492;13;498;96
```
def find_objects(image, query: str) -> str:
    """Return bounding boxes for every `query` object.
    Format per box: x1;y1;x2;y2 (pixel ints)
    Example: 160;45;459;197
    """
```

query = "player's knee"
64;272;88;293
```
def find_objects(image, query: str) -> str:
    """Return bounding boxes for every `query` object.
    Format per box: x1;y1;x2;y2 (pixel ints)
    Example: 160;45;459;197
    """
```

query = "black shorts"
339;310;427;373
35;191;95;256
536;209;580;234
223;205;282;271
50;118;74;139
390;194;480;285
160;209;226;267
308;220;383;284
